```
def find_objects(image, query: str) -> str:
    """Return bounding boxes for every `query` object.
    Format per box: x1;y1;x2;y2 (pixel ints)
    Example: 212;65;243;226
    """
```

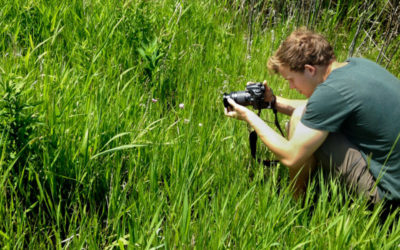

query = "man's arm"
275;96;308;116
225;98;328;170
245;111;327;168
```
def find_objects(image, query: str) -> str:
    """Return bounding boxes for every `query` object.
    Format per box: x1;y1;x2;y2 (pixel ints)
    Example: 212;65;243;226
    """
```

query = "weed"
0;0;399;248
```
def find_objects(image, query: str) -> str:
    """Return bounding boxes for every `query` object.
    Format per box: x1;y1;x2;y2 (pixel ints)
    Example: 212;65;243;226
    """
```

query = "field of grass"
1;0;399;248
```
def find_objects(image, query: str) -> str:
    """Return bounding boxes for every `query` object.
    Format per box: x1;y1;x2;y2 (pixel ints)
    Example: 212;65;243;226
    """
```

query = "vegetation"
0;0;399;248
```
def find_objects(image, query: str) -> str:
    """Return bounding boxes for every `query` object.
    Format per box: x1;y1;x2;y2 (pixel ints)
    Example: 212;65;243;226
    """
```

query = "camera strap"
273;108;285;136
249;97;283;166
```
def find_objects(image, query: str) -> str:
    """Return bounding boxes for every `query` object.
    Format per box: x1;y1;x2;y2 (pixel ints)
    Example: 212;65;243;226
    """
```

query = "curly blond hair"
268;28;336;73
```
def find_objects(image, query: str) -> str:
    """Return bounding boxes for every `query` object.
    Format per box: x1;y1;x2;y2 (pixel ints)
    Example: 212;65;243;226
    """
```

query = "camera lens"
231;91;252;106
223;91;253;108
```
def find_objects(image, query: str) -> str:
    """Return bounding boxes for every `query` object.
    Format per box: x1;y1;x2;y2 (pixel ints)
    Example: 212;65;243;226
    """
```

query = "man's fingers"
224;108;229;116
224;107;236;118
227;98;237;108
263;80;270;89
224;98;238;118
246;81;254;86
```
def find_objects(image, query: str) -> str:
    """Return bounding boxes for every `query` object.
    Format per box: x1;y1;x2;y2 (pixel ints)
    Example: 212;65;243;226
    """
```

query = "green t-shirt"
301;58;400;201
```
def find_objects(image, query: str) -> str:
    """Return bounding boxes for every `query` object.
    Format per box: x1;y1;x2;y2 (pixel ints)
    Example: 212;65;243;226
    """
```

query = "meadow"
0;0;399;248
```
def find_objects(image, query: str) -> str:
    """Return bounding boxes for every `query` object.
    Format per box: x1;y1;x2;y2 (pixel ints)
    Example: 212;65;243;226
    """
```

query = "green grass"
0;0;399;248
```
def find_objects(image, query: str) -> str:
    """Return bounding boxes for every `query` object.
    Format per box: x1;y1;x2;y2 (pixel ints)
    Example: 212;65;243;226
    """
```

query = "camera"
223;82;273;110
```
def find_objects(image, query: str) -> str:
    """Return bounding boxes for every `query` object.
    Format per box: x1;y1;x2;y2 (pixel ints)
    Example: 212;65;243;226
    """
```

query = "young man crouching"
225;28;400;210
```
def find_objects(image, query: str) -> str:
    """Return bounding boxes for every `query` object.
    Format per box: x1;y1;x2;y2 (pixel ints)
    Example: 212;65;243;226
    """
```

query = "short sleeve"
301;85;352;132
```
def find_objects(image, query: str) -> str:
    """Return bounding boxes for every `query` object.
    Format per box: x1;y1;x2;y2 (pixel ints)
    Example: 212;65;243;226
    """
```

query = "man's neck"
322;60;348;81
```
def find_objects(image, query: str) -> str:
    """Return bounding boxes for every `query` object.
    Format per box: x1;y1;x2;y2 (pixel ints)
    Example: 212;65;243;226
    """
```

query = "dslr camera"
223;82;273;110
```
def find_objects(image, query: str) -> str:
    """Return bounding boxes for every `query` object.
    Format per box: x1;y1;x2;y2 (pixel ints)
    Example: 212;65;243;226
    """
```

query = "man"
225;28;400;207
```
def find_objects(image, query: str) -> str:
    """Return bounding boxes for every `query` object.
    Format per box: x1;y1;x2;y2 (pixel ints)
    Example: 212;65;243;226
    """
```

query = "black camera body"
223;82;272;110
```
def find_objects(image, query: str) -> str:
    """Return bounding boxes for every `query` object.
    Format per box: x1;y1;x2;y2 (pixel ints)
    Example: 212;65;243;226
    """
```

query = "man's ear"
304;64;317;76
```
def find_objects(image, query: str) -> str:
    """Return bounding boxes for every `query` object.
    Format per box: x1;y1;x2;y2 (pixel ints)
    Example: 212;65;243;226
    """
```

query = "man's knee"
315;132;381;203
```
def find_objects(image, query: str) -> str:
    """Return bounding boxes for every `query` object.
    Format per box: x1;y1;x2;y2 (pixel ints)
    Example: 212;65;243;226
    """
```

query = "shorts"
314;132;381;204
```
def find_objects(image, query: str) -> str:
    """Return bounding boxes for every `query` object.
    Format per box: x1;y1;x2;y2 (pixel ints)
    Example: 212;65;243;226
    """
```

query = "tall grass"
0;0;399;248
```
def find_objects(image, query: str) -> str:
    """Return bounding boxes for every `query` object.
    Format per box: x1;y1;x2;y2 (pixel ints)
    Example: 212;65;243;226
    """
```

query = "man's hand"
224;98;251;121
